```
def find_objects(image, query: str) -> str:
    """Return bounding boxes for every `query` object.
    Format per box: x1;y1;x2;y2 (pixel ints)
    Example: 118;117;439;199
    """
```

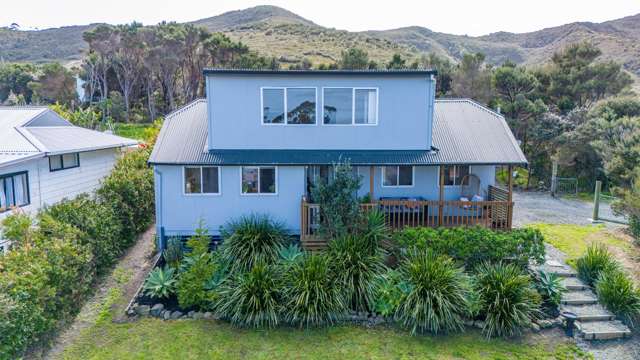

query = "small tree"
311;162;361;239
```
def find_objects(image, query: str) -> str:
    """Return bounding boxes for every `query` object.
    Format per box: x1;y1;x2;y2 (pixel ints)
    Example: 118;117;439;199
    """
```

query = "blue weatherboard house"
149;69;527;250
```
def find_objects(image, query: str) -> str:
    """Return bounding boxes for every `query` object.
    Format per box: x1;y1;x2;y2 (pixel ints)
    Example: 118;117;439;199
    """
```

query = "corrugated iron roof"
148;99;527;166
25;127;137;155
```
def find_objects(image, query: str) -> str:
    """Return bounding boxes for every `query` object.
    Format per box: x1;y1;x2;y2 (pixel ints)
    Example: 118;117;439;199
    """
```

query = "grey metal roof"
0;106;138;168
204;68;437;76
149;99;527;166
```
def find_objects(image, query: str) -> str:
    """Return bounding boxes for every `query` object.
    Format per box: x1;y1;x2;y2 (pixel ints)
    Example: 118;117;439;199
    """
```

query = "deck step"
560;304;615;321
561;290;598;305
561;277;590;291
577;320;631;340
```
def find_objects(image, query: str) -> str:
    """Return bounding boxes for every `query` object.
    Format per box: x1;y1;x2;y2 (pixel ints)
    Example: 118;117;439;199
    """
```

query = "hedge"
0;146;154;358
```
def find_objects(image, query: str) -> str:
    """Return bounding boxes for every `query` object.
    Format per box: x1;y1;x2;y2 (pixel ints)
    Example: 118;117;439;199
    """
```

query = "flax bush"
576;243;619;286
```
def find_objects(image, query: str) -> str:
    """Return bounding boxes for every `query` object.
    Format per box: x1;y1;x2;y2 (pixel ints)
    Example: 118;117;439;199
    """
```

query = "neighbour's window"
382;166;413;187
262;88;316;125
323;88;378;125
242;166;277;194
184;166;220;194
443;165;470;186
49;153;80;171
0;172;30;213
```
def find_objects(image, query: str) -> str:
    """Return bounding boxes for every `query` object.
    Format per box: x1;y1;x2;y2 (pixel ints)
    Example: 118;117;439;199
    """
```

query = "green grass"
528;224;632;266
62;318;587;360
113;123;155;141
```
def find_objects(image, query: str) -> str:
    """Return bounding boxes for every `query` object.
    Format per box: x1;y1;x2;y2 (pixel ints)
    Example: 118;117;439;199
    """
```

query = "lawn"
113;123;155;141
61;317;586;360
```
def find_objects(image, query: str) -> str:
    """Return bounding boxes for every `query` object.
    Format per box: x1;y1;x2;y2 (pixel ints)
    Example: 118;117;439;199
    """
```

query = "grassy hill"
1;5;639;81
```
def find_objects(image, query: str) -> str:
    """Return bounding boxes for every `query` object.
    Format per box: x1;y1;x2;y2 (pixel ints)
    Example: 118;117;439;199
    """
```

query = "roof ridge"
435;98;504;119
164;99;206;120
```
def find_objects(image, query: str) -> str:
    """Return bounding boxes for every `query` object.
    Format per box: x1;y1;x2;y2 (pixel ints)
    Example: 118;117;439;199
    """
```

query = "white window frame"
321;87;379;126
240;166;278;196
260;87;318;126
182;166;221;196
381;166;414;188
440;165;472;187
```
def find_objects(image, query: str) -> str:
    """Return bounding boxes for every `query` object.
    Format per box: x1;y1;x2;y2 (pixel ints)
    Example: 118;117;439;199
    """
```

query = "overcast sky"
3;0;639;36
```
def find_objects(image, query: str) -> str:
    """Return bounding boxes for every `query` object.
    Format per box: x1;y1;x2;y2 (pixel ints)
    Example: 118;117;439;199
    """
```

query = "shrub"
357;210;390;252
282;254;346;327
176;253;217;310
394;249;471;334
0;293;48;359
533;270;565;310
220;214;289;271
328;234;386;312
215;263;281;328
595;268;640;327
0;212;32;244
576;243;618;286
373;270;406;317
163;237;183;268
475;262;541;338
143;267;177;299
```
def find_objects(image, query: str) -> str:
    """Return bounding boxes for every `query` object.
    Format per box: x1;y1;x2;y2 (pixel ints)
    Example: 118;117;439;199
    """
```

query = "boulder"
474;321;485;329
203;312;213;320
187;310;195;318
163;311;172;320
134;305;150;316
150;303;164;317
538;319;553;329
464;320;475;327
170;311;183;320
531;323;541;332
193;312;204;320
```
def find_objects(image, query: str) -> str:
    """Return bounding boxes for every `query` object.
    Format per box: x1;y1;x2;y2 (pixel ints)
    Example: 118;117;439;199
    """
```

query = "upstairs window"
0;172;30;213
242;166;277;195
184;166;220;194
262;87;316;125
382;166;413;187
323;87;378;125
443;165;470;186
49;153;80;171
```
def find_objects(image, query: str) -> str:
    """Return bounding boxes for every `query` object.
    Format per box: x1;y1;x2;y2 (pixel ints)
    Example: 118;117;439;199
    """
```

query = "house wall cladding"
155;164;496;237
206;74;435;151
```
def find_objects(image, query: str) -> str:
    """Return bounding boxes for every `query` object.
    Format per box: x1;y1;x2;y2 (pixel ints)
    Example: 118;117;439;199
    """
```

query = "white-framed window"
0;171;30;213
49;153;80;171
241;166;277;195
261;87;317;125
442;165;470;186
183;166;220;195
382;166;414;187
322;87;378;125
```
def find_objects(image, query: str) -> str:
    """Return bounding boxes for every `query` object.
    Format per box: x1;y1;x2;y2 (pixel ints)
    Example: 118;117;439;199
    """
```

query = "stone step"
561;277;590;291
560;304;615;321
534;262;577;278
561;290;598;305
577;320;632;340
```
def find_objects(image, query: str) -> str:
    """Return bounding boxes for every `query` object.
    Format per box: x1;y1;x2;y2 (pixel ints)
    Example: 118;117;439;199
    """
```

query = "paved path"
513;191;626;227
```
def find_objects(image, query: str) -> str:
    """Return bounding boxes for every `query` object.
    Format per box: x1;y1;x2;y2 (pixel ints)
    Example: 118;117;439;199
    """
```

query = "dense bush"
394;249;472;334
328;234;386;312
595;268;640;327
0;147;154;358
393;227;545;269
215;263;281;328
576;243;618;286
282;254;346;327
220;214;289;272
176;227;219;310
475;262;541;338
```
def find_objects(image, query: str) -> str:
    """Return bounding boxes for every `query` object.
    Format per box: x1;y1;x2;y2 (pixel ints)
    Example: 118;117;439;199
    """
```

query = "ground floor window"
0;171;30;213
443;165;470;186
184;166;220;194
49;153;80;171
382;166;413;187
242;166;277;195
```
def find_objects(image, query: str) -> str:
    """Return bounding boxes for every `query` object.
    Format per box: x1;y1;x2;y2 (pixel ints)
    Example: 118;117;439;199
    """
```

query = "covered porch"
300;164;515;250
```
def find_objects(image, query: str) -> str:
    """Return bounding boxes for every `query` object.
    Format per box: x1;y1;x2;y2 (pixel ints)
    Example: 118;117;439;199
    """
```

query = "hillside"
0;5;639;80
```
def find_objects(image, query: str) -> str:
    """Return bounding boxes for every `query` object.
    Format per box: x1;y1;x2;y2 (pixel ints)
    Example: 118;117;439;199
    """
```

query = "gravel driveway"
513;191;626;227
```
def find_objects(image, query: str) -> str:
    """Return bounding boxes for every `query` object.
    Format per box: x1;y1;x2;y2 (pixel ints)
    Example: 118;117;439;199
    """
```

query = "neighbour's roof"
149;99;527;166
203;68;437;76
0;107;138;168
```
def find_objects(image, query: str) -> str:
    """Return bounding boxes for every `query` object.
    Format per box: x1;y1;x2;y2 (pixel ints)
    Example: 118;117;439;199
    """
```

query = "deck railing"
301;197;513;249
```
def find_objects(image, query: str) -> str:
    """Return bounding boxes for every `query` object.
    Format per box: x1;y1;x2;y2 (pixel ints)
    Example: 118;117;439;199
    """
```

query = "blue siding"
207;74;434;151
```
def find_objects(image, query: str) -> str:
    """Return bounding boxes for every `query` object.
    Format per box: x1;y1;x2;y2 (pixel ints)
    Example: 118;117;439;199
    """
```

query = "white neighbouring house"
0;107;138;252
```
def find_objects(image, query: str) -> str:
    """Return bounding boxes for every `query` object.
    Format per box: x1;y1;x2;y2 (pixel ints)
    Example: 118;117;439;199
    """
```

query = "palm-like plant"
220;214;289;271
394;249;471;334
215;263;281;328
328;234;386;312
475;262;541;338
576;243;619;286
282;254;346;327
595;268;640;327
358;210;390;251
143;266;177;299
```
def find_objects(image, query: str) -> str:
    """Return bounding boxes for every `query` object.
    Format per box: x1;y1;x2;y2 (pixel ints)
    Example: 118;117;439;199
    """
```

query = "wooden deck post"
438;165;444;227
507;165;513;229
369;166;375;200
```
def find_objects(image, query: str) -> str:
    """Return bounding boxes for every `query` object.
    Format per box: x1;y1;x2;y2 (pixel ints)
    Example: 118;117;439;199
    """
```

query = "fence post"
550;161;558;197
592;181;601;222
